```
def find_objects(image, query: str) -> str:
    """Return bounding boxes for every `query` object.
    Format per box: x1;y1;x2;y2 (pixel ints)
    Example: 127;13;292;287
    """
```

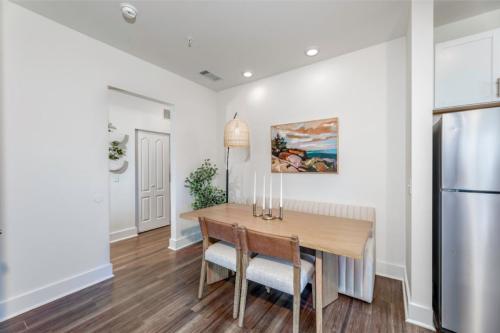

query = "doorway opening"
107;88;172;245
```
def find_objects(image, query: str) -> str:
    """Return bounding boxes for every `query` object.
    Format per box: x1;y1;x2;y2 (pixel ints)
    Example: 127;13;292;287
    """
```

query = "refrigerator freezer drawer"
442;107;500;192
442;191;500;333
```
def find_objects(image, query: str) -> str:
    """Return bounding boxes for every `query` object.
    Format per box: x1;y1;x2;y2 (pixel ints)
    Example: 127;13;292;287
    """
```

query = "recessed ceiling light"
305;48;319;57
242;71;253;78
120;3;138;23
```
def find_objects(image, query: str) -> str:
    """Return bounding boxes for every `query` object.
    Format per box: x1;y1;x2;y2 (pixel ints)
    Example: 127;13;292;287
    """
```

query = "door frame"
135;129;171;232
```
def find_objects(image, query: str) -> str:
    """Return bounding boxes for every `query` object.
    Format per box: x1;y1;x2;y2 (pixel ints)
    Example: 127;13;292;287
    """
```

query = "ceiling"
13;1;500;91
435;0;500;26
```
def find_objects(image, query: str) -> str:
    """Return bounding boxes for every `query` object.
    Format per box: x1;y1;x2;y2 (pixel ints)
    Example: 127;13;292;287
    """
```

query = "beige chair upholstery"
204;241;237;271
246;253;315;295
238;197;376;303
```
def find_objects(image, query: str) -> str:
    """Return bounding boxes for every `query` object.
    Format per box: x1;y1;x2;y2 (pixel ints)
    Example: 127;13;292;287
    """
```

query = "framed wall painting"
271;117;338;173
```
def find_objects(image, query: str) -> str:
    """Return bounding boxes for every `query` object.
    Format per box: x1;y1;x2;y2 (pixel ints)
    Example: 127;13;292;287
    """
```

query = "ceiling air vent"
199;70;222;82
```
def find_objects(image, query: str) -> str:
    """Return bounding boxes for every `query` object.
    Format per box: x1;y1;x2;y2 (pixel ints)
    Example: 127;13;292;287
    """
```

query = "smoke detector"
120;3;138;23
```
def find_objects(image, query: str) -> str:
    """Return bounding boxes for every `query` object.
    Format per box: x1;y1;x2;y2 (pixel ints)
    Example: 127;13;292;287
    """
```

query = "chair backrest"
238;227;301;267
198;217;238;247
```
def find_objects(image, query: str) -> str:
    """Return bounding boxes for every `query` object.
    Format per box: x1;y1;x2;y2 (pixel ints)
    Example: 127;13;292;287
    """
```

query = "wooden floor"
1;227;431;332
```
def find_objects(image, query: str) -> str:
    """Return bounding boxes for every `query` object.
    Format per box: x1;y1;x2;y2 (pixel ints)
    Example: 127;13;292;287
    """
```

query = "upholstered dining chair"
198;217;241;319
237;227;315;333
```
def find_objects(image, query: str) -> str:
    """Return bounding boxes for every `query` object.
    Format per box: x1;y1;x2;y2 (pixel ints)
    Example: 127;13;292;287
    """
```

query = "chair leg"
293;290;300;333
233;254;242;319
293;266;301;333
311;274;316;310
198;258;207;299
238;277;248;328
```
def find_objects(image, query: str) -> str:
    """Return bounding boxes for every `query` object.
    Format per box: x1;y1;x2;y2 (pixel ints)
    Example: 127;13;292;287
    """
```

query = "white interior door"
137;130;170;232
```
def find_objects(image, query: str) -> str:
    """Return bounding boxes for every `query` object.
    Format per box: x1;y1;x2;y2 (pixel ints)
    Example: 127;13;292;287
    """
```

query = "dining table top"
179;203;373;259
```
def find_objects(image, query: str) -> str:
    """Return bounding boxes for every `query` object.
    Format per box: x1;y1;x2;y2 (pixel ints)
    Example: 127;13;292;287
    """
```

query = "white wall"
435;8;500;43
0;2;217;320
108;91;171;242
0;0;6;314
405;0;434;329
405;14;413;292
216;38;408;279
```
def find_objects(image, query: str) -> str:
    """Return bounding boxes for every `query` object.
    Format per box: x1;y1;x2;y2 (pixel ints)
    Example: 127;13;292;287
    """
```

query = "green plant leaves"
109;140;126;160
184;159;226;210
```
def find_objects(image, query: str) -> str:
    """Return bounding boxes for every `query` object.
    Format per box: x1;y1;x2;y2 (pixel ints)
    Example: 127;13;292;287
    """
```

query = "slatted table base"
315;251;339;333
206;262;231;284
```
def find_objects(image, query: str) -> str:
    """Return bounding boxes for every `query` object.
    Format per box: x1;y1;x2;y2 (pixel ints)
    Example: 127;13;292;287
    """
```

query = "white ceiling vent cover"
199;70;222;82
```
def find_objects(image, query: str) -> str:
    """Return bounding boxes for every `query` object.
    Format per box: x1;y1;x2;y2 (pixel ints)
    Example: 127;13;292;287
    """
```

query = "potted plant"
184;159;226;210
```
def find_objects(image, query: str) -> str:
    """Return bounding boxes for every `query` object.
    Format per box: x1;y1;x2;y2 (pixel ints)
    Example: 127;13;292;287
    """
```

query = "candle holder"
262;208;275;220
261;207;284;221
252;203;263;217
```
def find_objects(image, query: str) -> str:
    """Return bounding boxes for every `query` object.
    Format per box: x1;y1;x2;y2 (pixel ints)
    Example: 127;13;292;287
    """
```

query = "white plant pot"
109;159;126;172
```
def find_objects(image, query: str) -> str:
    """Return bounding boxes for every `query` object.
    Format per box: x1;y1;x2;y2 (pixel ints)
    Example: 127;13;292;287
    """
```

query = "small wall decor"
271;117;338;173
108;125;129;174
108;122;117;132
109;141;125;160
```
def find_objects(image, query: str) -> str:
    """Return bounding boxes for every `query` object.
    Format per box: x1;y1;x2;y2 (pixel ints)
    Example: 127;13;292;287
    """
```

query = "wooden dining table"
180;203;373;333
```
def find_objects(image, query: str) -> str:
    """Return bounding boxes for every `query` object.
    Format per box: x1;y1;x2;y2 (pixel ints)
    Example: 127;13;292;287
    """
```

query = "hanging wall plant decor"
108;123;129;173
109;141;126;160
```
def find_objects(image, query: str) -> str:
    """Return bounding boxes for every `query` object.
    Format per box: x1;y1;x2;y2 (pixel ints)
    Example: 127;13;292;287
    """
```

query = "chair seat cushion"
204;241;237;271
246;254;315;295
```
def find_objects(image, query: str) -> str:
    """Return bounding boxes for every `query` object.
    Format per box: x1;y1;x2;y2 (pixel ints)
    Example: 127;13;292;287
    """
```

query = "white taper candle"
269;175;273;209
262;176;266;210
280;173;283;208
253;172;257;204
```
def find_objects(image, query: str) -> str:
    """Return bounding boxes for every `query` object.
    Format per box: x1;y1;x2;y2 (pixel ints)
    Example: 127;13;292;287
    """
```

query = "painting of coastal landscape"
271;118;338;173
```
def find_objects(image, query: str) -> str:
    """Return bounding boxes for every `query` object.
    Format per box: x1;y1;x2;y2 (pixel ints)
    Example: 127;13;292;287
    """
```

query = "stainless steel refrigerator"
433;106;500;333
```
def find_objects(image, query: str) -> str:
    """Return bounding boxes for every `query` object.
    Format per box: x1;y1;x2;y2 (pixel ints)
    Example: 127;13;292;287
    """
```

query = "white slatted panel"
238;196;376;303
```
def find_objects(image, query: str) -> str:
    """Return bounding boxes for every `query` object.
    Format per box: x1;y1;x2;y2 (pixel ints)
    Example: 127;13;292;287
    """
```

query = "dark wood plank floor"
1;227;431;332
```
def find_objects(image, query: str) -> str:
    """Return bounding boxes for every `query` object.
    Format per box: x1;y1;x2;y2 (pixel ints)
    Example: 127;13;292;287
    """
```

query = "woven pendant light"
224;118;250;148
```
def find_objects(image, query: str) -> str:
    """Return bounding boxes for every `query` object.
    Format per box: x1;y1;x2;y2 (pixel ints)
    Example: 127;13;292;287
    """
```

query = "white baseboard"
110;227;137;243
168;231;202;251
402;268;436;331
403;268;411;320
407;304;435;331
0;263;113;322
376;262;435;331
376;260;405;281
